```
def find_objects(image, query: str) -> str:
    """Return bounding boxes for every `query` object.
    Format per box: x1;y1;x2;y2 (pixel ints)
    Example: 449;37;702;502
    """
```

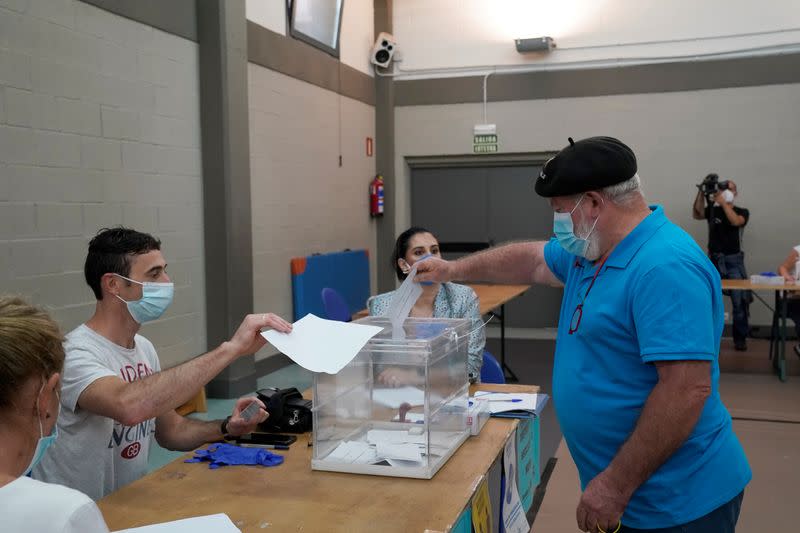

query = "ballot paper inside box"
312;316;471;479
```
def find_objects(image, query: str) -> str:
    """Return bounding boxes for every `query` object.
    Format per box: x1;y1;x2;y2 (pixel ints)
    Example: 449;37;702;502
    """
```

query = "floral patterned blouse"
367;282;485;382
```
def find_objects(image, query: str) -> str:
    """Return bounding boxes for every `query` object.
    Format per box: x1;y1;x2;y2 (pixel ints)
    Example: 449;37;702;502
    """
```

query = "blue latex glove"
185;443;284;469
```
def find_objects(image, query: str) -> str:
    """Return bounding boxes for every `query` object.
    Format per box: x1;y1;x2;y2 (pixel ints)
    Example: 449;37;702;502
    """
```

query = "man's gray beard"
575;219;602;261
583;236;602;261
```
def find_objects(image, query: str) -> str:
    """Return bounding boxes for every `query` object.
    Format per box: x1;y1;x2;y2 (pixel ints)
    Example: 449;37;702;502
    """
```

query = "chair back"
480;349;505;384
321;287;351;322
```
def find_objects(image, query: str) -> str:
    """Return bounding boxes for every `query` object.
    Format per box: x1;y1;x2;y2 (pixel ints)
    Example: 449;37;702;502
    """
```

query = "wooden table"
721;279;800;381
353;284;531;382
98;383;539;533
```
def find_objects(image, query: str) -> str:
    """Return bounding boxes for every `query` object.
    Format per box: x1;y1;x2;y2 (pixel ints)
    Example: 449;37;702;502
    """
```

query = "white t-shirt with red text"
33;324;161;500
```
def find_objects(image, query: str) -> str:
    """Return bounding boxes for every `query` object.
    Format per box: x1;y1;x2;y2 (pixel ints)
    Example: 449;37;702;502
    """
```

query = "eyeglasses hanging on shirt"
568;256;609;335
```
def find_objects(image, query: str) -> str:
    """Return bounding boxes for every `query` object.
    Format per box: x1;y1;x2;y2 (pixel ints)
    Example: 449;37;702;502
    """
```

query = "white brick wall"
0;0;206;369
247;63;377;361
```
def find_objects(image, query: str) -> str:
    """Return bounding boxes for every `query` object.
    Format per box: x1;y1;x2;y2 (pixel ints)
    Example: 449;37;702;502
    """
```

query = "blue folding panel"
290;249;370;321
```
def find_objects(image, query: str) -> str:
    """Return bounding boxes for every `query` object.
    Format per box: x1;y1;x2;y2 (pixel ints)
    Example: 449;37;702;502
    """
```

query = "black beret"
534;136;637;197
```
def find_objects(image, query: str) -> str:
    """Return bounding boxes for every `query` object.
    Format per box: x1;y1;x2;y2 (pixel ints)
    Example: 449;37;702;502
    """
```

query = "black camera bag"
255;387;313;434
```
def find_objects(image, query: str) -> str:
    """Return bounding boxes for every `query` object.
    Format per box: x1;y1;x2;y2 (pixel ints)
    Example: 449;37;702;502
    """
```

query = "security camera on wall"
370;32;396;68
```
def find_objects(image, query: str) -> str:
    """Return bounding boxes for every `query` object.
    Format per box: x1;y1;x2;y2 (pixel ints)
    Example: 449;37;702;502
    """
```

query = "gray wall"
248;63;377;360
395;82;800;327
0;0;206;368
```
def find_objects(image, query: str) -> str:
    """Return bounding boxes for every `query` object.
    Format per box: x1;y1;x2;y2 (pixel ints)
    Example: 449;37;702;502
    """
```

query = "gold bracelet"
597;522;621;533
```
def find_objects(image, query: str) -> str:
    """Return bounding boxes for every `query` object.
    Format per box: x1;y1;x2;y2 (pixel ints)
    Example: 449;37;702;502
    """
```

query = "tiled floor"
534;370;800;532
147;363;313;471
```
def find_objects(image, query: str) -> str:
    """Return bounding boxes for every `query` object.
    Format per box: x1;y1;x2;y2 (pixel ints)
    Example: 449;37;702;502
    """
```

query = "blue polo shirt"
544;205;751;529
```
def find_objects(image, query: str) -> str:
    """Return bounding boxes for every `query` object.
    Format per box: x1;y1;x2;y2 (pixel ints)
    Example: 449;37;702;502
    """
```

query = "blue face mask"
553;194;599;258
24;383;60;476
114;274;174;324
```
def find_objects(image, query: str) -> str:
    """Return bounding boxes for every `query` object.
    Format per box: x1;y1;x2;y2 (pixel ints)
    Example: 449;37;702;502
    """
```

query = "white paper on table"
501;436;530;533
367;429;427;445
376;442;423;462
473;392;539;414
372;386;425;408
113;513;241;533
261;314;382;374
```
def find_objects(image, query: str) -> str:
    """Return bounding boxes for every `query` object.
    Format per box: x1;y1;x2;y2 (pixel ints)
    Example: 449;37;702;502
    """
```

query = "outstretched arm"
77;313;291;427
415;241;561;287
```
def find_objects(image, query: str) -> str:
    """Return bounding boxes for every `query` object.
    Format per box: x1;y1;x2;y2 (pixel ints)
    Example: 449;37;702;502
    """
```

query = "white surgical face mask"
721;189;735;204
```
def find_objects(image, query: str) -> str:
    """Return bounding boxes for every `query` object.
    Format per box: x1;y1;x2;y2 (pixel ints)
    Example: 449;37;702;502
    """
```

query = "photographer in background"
693;174;751;351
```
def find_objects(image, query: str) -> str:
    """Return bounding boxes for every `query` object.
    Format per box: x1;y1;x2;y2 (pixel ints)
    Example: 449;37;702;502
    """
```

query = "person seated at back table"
0;296;109;532
777;244;800;358
368;227;485;384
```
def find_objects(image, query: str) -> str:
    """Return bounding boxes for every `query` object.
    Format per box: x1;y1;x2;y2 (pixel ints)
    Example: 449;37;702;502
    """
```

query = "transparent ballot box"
312;316;471;479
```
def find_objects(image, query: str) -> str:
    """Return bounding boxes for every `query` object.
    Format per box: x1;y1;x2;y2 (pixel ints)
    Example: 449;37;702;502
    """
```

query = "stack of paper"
326;428;432;467
471;392;548;417
326;441;380;464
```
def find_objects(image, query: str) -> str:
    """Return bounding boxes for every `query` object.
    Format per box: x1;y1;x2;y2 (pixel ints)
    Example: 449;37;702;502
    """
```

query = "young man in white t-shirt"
33;227;293;500
778;244;800;358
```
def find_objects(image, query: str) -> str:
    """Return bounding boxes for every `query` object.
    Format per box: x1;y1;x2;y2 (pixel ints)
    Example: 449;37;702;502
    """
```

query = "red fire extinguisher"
370;175;384;217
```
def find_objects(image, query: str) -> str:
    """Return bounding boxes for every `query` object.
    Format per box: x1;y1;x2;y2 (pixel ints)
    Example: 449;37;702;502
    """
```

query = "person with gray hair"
416;137;750;533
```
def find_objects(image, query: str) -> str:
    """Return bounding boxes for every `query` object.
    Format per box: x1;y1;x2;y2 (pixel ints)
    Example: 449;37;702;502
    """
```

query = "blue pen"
471;398;522;405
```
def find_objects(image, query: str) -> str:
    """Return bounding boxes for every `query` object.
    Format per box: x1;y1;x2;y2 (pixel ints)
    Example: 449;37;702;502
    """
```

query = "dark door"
411;164;563;328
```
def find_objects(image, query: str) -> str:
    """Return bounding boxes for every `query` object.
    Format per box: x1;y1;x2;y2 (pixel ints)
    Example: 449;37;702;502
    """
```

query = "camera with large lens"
697;173;730;197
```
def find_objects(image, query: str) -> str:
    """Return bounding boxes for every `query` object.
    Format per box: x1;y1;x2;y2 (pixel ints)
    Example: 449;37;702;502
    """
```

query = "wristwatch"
220;416;233;440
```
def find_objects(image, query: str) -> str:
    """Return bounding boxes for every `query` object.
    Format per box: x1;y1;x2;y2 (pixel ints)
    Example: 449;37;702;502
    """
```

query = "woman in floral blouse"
368;227;485;383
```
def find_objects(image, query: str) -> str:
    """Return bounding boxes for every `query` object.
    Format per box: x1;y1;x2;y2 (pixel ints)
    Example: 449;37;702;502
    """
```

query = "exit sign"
474;143;498;153
473;124;498;154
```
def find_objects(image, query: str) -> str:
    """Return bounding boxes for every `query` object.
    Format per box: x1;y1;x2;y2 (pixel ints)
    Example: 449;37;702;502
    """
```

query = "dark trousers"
788;297;800;338
619;491;744;533
712;252;751;346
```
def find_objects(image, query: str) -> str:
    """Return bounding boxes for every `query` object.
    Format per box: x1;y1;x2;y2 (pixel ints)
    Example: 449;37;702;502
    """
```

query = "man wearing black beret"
416;137;750;533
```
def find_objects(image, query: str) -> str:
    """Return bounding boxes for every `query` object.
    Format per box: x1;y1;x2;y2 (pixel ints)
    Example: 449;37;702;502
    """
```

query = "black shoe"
734;342;747;352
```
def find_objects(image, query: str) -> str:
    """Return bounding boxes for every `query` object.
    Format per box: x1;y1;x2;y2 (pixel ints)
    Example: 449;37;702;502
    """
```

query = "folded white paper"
376;442;423;462
327;441;380;464
261;314;383;374
385;262;424;339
